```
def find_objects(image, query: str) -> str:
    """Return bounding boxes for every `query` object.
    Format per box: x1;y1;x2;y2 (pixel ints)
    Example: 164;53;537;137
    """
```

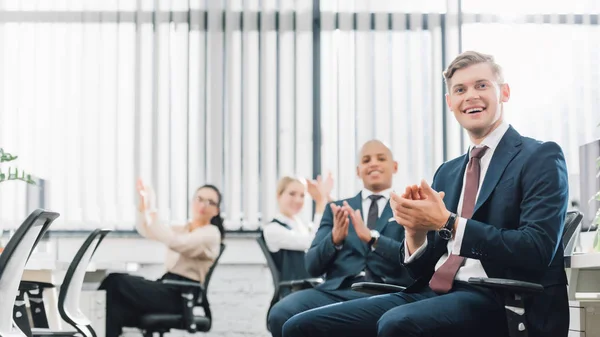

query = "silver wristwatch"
368;230;380;248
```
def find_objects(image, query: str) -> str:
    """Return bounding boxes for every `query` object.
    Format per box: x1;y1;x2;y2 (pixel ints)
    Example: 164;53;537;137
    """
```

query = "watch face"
438;228;452;240
369;230;379;246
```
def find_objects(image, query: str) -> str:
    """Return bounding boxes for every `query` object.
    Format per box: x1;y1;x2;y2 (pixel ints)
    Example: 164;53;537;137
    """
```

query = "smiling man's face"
446;62;510;142
356;140;397;193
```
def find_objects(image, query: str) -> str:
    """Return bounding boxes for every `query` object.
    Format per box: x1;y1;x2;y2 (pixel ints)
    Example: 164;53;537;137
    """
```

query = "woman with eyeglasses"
262;173;333;294
98;179;224;337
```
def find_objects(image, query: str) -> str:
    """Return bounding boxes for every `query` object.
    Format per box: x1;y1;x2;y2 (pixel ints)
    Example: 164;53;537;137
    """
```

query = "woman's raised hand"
306;171;334;205
136;178;156;213
136;178;148;212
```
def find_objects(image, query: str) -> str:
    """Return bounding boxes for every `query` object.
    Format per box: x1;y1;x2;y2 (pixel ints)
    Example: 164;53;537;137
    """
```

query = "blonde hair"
443;51;504;90
276;176;303;196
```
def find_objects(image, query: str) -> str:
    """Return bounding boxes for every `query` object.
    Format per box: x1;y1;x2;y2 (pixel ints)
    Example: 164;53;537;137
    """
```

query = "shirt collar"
469;121;510;153
274;213;297;226
361;188;392;201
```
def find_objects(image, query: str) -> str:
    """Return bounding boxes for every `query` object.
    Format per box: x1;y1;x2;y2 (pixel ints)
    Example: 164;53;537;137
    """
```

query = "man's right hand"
392;185;428;253
330;203;349;246
392;183;447;255
391;185;423;237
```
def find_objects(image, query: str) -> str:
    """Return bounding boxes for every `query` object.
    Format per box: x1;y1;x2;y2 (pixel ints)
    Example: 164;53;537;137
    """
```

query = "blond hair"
443;51;504;90
276;176;303;196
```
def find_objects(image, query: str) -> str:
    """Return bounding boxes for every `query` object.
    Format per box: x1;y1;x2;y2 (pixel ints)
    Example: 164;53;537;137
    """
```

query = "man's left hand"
341;201;371;243
391;179;449;232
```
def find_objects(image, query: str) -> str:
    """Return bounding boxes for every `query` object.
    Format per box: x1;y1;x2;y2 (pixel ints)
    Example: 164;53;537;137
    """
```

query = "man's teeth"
465;108;484;114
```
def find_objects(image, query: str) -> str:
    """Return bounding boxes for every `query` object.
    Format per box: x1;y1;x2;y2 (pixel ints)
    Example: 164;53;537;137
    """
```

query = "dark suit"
267;192;413;337
281;126;569;337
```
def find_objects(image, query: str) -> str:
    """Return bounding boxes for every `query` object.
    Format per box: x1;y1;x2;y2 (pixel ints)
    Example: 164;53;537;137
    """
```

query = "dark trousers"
98;272;194;337
282;283;509;337
268;288;370;337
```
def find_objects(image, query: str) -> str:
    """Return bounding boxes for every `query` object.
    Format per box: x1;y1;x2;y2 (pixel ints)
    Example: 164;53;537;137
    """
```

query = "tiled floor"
123;264;273;337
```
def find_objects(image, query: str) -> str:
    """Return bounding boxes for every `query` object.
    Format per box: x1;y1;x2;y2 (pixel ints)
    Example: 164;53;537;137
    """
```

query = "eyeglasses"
196;196;219;207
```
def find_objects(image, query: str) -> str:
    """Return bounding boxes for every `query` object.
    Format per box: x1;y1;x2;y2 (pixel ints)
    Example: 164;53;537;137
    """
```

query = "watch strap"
443;212;457;232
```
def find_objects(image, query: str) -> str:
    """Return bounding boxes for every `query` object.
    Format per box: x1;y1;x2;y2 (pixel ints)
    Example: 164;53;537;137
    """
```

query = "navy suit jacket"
305;192;413;290
402;126;569;337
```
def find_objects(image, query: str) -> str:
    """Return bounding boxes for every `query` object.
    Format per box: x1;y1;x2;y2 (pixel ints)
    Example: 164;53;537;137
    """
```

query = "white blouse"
262;212;323;253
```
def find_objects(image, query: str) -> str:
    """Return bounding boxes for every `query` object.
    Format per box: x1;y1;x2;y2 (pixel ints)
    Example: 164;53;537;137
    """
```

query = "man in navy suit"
281;51;569;337
267;140;414;337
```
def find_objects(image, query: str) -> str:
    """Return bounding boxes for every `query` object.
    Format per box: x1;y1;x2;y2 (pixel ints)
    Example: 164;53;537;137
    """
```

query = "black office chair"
352;210;583;337
255;236;323;331
138;244;226;337
0;209;60;337
17;281;54;330
24;229;111;337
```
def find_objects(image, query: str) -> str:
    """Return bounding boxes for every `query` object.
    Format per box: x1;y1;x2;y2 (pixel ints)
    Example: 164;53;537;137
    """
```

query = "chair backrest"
256;236;280;288
0;209;59;337
58;229;111;337
562;210;583;256
199;243;225;323
203;243;226;291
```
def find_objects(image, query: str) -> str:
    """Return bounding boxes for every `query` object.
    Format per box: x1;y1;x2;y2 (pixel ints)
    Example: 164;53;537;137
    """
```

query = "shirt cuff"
451;217;468;255
312;213;323;230
403;238;428;263
330;232;344;250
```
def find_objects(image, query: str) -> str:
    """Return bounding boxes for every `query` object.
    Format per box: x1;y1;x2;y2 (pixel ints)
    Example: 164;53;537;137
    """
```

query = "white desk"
565;253;600;337
21;234;167;337
566;253;600;299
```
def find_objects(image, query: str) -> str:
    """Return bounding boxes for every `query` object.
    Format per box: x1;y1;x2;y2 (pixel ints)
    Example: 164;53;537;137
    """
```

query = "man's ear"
501;83;510;103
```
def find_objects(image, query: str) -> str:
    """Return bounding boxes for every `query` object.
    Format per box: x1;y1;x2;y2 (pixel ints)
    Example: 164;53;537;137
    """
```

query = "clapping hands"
390;180;449;235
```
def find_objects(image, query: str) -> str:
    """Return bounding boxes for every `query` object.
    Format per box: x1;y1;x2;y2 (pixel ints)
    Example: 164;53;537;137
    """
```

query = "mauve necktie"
429;146;489;294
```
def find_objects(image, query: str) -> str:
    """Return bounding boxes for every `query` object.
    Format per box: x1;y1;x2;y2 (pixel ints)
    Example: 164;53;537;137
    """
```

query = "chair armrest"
279;278;324;291
20;281;55;291
161;279;203;291
161;279;204;333
467;277;544;294
351;282;406;295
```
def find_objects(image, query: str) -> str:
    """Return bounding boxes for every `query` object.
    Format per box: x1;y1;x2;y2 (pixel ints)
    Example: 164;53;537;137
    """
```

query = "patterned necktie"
429;146;489;294
367;195;383;229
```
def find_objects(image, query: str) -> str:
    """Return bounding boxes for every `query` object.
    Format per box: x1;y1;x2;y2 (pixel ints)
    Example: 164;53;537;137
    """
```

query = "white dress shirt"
406;122;510;282
262;212;323;253
332;188;392;250
361;188;393;221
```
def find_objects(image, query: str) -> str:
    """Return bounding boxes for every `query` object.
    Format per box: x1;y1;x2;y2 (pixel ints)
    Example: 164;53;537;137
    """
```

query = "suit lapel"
375;201;392;232
445;155;469;213
348;192;362;219
348;192;369;254
430;156;469;251
473;126;522;214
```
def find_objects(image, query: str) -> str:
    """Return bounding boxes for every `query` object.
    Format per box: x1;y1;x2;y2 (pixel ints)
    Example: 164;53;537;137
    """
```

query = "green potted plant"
594;152;600;227
0;148;35;184
0;148;35;253
591;124;600;252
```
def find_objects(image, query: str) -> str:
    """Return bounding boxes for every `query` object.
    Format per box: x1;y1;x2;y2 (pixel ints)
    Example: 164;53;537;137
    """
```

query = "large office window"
319;0;448;198
461;0;600;205
0;0;314;230
1;0;597;231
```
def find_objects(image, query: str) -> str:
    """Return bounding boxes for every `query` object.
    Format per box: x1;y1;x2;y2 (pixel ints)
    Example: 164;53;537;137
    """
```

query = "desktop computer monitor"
579;139;600;230
25;177;45;215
